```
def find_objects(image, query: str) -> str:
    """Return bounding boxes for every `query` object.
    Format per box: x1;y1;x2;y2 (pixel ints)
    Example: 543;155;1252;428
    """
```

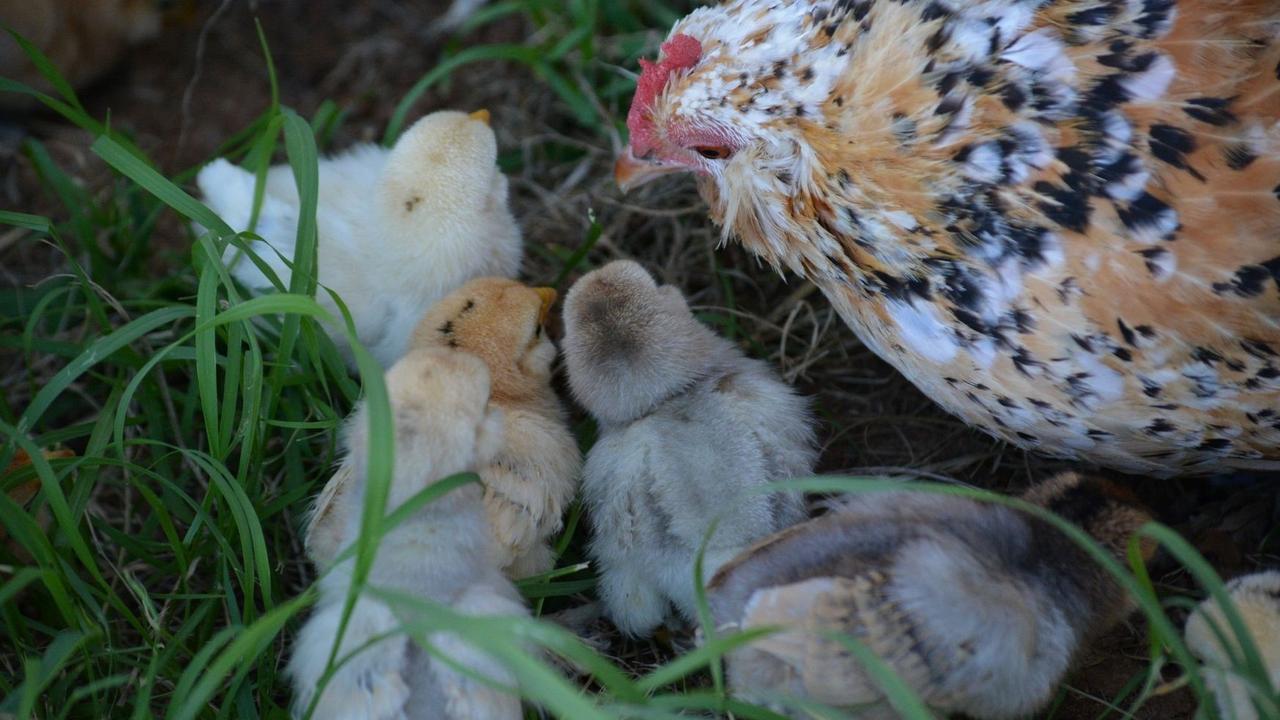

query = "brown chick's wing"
707;512;924;708
481;406;579;578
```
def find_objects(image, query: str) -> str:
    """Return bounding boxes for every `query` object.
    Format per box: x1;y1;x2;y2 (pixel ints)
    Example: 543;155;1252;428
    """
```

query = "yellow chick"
289;345;526;720
307;278;580;580
1185;571;1280;720
0;0;160;108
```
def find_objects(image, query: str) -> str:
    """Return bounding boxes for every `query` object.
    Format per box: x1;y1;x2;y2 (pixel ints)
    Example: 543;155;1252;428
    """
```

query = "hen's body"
625;0;1280;475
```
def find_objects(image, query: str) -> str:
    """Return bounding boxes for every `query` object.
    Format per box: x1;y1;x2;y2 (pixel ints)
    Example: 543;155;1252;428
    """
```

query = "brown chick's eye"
694;146;731;160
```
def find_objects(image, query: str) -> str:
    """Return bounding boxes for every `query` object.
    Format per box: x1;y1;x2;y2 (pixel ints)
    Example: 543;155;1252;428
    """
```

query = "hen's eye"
694;145;731;160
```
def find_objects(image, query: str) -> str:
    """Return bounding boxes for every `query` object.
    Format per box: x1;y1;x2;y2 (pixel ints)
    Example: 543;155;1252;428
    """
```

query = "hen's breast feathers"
682;0;1280;473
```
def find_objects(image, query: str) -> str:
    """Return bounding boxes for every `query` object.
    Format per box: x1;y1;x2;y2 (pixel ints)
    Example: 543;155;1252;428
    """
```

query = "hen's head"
615;1;1020;277
619;34;728;176
617;27;831;182
615;3;869;273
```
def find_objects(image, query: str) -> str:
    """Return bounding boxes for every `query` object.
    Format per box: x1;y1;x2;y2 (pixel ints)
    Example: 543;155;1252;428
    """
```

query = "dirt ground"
3;1;1277;717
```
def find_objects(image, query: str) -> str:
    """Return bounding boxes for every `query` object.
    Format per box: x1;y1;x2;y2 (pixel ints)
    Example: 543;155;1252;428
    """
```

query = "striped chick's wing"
731;574;889;710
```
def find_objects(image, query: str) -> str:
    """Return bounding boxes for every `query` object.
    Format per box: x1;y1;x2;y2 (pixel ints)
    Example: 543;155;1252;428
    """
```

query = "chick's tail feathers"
429;582;527;720
195;158;299;292
195;159;259;232
288;594;411;720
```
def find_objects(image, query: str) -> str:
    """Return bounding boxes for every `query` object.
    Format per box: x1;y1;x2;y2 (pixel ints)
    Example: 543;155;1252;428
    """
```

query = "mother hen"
616;0;1280;477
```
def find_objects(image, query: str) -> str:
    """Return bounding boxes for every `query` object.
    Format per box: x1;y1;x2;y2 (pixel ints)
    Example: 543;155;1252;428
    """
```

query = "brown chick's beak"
534;287;557;325
614;147;683;193
468;109;491;125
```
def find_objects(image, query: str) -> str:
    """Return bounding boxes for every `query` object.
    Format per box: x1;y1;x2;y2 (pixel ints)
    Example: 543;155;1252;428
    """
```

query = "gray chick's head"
563;260;718;425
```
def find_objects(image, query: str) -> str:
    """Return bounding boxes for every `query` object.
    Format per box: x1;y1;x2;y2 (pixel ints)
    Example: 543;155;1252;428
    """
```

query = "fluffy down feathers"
307;278;580;579
288;346;524;720
563;260;816;636
619;0;1280;476
197;109;522;368
706;472;1155;719
1185;571;1280;720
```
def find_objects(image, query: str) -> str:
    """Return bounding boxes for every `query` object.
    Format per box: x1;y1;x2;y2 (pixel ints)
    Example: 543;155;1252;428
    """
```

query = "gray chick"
706;472;1156;719
562;259;816;637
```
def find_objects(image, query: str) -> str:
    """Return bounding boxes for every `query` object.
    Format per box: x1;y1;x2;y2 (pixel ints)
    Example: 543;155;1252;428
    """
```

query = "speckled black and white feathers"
629;0;1280;475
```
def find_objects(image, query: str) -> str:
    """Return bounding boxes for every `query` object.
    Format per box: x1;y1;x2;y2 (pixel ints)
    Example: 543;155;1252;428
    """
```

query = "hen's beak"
615;146;684;193
534;287;557;324
468;109;491;125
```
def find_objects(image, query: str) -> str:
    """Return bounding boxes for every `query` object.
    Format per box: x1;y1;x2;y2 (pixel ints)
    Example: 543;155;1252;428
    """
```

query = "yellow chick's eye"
694;145;731;160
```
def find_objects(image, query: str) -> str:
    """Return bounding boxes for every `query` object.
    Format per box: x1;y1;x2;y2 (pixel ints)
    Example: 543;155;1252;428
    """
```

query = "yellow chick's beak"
614;146;685;193
468;109;491;126
534;287;557;325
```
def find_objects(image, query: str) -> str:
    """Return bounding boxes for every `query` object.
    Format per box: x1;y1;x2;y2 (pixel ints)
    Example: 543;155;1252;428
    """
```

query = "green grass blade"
373;588;616;720
553;210;603;289
91;135;232;236
0;426;112;590
384;44;541;145
321;342;392;690
12;630;89;720
2;27;84;110
194;240;224;456
254;19;280;111
17;305;194;434
280;110;319;298
0;210;51;233
168;593;312;720
0;492;79;625
0;568;45;608
636;627;777;694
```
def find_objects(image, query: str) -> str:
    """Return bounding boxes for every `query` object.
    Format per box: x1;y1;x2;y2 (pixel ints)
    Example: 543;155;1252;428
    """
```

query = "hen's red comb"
627;34;702;156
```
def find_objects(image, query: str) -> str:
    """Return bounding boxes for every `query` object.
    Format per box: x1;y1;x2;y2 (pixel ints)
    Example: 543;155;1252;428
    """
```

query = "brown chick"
616;0;1280;477
0;0;160;108
705;473;1155;719
307;278;580;580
